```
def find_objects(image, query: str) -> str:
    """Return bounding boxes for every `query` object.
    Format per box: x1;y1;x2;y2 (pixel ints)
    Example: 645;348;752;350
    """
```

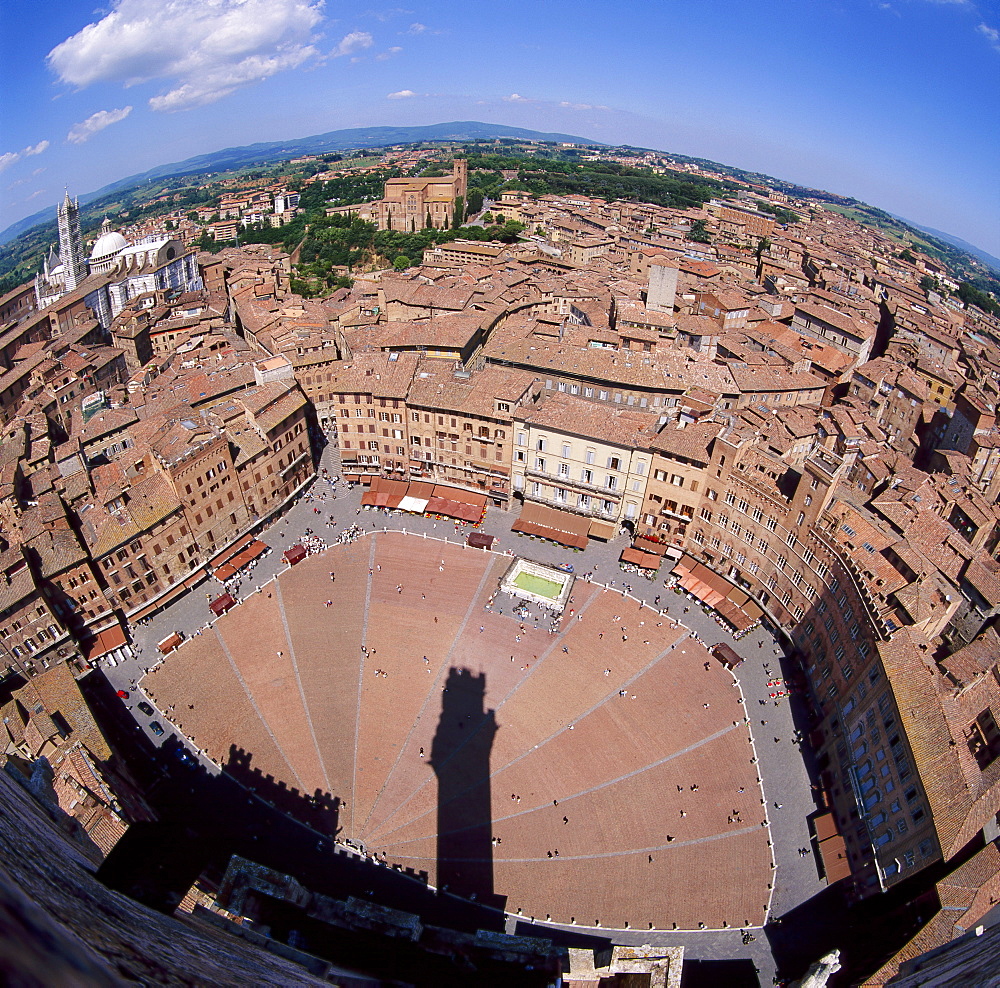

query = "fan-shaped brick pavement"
144;532;773;931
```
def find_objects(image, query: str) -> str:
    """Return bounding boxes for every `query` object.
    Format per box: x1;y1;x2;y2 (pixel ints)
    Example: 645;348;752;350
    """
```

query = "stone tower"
647;261;679;314
57;190;86;292
452;157;468;201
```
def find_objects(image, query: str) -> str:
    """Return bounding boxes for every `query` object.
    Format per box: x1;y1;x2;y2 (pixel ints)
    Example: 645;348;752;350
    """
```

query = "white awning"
398;495;430;513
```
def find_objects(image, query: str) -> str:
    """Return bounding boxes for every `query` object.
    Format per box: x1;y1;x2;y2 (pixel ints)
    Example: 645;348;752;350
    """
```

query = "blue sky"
2;0;998;256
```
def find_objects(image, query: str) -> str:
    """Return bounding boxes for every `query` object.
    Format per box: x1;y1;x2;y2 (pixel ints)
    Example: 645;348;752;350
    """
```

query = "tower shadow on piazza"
142;531;772;931
430;667;504;910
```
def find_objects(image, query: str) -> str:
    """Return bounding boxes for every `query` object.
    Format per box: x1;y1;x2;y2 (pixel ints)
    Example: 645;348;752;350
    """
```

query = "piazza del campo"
1;131;999;988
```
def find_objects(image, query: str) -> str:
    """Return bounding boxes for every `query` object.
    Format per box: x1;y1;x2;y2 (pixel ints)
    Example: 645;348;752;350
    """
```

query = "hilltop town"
2;143;1000;983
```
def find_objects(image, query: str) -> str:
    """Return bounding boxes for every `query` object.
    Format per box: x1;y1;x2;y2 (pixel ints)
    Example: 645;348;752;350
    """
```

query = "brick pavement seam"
365;579;579;844
274;578;333;796
371;629;698;844
213;622;309;794
392;820;762;864
349;535;377;836
383;717;739;850
357;546;501;839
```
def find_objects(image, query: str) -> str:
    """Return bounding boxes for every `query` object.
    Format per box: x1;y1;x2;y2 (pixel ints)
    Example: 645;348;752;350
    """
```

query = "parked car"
173;747;197;769
164;737;197;768
117;690;129;699
137;701;153;717
149;721;164;737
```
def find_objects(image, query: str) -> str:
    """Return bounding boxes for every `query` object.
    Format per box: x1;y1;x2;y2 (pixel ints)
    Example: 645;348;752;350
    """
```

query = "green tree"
493;220;525;243
919;275;939;293
482;212;494;225
466;189;484;214
898;249;916;264
957;281;1000;317
687;219;711;243
393;255;412;271
426;210;433;230
452;196;465;229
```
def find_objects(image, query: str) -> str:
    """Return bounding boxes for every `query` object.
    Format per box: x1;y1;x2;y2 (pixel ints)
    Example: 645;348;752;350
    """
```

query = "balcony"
524;468;621;502
526;491;617;522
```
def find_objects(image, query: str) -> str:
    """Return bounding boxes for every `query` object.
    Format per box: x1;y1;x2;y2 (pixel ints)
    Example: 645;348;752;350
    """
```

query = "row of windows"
523;479;618;514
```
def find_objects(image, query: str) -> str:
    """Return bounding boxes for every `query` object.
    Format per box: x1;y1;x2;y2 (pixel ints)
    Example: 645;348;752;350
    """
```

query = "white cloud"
333;30;374;57
47;0;324;111
559;100;609;111
67;106;133;144
370;7;414;22
0;139;52;173
376;46;403;60
407;22;426;33
978;22;1000;51
504;93;531;103
387;89;416;99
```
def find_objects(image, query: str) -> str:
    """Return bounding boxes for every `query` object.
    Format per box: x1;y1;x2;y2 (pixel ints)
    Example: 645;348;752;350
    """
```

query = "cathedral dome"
90;230;127;262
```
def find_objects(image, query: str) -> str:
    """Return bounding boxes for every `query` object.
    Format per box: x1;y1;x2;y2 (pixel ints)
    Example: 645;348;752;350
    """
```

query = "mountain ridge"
1;120;996;281
0;121;597;246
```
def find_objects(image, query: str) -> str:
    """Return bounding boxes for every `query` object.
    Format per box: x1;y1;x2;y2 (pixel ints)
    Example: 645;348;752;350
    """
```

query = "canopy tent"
467;532;495;549
425;496;481;522
813;812;839;843
209;593;236;617
283;544;307;566
209;532;253;568
587;519;617;541
818;833;851;883
673;554;762;629
362;477;409;507
157;632;183;655
213;539;268;582
512;502;589;550
435;485;487;507
362;478;485;522
407;481;436;499
715;597;755;632
634;536;667;556
83;624;127;662
621;547;661;569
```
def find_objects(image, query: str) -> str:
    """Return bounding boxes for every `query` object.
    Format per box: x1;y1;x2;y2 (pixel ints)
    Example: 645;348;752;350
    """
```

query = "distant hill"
894;220;1000;275
0;122;596;246
2;119;996;296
